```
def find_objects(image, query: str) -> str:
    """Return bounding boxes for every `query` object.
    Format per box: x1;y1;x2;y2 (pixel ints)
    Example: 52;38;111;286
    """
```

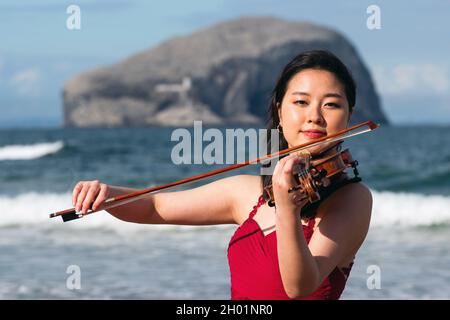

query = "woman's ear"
277;102;282;126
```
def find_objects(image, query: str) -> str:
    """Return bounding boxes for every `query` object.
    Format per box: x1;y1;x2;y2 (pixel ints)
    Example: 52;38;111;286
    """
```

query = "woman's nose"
306;104;324;124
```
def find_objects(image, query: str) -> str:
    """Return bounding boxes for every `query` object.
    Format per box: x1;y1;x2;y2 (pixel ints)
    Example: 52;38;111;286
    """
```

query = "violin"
263;148;360;207
49;120;378;222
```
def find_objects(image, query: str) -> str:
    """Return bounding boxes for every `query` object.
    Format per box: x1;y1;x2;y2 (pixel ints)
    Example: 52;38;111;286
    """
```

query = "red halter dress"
227;177;359;300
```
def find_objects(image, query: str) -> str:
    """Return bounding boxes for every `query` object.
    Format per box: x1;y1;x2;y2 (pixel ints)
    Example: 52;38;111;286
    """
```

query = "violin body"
264;149;359;207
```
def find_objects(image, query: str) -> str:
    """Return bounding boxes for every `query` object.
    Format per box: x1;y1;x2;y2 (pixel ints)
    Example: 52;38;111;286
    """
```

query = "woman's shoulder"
337;181;372;206
317;181;373;225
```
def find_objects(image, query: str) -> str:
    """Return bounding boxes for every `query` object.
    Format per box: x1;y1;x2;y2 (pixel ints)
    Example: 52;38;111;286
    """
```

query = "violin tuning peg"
319;169;328;178
321;177;330;187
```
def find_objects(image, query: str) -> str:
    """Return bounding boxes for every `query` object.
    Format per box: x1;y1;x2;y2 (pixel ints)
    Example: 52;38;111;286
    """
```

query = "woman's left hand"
271;153;309;214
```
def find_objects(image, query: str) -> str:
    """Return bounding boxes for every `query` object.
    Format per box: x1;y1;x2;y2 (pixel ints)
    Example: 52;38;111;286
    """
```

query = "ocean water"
0;125;449;299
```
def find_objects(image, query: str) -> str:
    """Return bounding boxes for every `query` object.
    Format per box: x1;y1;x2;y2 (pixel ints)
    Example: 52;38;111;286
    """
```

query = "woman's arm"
276;182;372;298
104;185;157;224
72;174;255;225
270;153;372;298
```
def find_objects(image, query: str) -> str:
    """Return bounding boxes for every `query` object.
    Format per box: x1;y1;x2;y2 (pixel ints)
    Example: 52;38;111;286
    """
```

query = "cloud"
10;68;42;95
373;64;450;95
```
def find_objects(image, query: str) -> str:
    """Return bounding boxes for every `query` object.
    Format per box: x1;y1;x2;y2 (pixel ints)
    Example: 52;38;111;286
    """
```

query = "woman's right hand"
72;180;111;214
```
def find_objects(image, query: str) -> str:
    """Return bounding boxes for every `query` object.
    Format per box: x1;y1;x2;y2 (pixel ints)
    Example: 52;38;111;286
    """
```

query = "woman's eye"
324;103;340;108
294;100;307;106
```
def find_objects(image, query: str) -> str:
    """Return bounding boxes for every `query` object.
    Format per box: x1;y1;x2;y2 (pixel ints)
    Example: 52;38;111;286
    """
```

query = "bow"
50;120;379;222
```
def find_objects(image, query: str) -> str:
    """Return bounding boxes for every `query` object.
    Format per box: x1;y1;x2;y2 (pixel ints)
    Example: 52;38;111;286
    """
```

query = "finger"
294;196;308;208
92;184;108;211
273;157;289;184
72;182;83;206
282;155;300;174
275;153;296;171
272;156;283;177
75;184;90;212
81;185;100;214
273;154;302;192
282;156;304;184
279;153;297;163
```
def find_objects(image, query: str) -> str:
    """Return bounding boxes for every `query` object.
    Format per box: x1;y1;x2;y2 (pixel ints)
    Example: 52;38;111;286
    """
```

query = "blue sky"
0;0;449;127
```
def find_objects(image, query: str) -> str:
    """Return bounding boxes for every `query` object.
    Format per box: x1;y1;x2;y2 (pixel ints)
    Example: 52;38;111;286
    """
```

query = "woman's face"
278;68;351;155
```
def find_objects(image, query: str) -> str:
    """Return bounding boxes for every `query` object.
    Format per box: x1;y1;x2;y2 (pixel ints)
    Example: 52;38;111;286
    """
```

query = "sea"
0;125;449;299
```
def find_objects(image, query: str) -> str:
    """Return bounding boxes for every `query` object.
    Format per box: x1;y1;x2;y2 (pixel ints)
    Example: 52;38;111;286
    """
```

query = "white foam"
0;190;449;232
0;141;63;160
370;190;450;228
0;192;232;234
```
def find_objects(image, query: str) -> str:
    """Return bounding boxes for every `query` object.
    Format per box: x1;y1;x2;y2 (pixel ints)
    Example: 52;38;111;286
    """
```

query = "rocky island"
63;17;388;127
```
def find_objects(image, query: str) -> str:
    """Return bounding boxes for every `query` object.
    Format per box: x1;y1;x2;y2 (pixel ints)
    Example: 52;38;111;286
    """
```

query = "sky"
0;0;449;127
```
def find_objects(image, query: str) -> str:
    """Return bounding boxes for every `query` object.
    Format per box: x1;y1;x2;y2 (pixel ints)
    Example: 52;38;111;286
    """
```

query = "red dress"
227;195;353;300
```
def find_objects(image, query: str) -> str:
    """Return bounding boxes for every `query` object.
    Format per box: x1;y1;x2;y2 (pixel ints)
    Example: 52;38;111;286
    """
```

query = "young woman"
72;50;372;300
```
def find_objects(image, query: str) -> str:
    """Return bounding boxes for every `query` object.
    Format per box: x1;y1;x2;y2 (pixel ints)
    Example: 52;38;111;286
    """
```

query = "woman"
72;50;372;300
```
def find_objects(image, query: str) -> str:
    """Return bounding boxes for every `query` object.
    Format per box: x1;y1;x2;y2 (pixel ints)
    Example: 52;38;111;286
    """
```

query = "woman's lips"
301;130;326;139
